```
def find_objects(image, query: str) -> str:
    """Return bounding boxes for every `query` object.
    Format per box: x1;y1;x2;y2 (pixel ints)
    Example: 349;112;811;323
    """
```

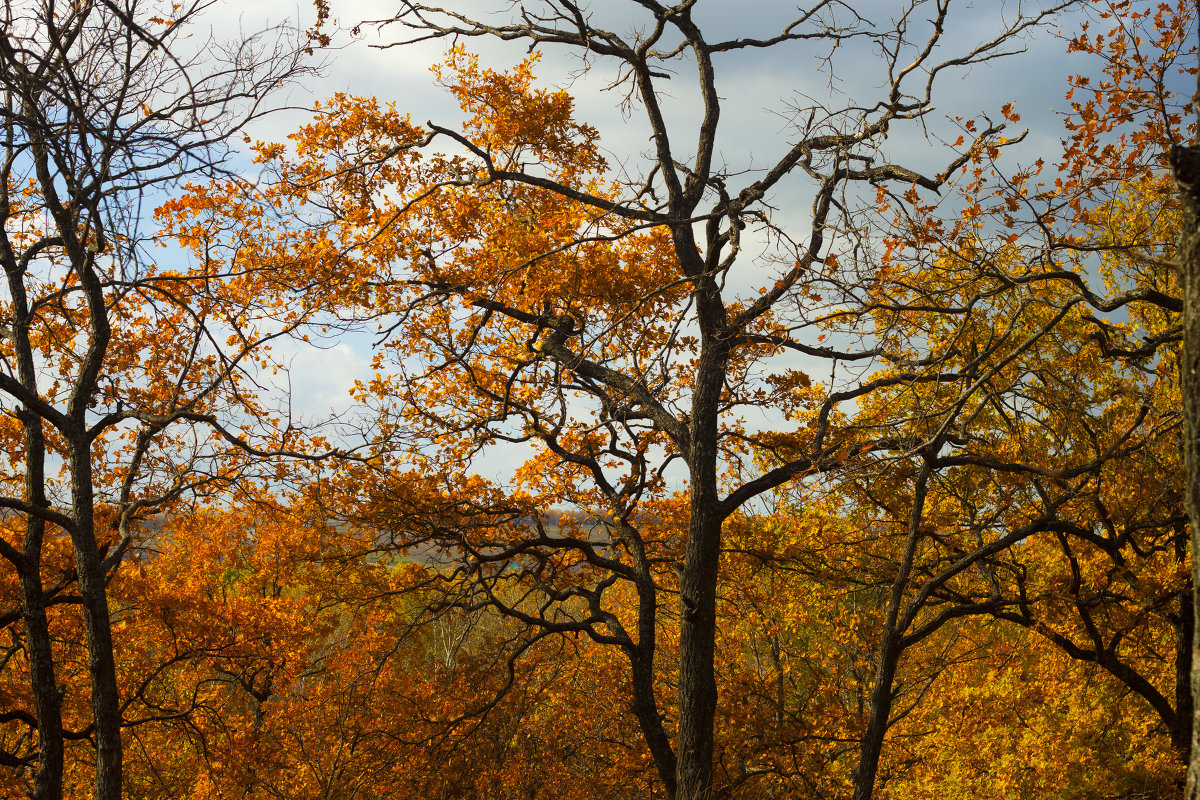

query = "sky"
195;0;1117;478
261;0;1094;152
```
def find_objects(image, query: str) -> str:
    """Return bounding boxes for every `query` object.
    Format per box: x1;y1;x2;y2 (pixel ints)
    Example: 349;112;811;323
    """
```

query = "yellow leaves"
887;627;1183;800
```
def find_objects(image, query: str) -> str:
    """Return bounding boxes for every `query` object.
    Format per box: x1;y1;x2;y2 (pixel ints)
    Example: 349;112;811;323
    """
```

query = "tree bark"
1177;520;1194;762
629;561;678;798
1173;133;1200;798
70;478;122;800
20;532;64;800
677;335;728;800
851;460;932;800
3;179;65;800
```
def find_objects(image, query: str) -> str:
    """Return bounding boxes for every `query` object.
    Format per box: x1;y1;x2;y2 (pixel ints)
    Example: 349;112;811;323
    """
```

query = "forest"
0;0;1196;798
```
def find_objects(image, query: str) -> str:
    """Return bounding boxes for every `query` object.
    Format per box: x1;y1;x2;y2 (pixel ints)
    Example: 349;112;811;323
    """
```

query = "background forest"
0;0;1195;798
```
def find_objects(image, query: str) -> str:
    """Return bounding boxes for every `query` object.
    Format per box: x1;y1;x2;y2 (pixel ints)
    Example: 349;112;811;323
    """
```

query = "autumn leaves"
0;0;1195;798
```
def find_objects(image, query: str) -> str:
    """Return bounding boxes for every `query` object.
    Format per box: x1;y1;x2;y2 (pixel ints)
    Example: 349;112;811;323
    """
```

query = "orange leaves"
105;498;461;799
1058;0;1196;207
879;1;1193;282
103;3;1193;796
433;46;606;180
191;50;696;484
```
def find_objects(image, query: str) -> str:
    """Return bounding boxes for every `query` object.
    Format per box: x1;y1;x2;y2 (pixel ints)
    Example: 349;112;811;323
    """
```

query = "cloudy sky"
198;0;1125;475
230;0;1096;158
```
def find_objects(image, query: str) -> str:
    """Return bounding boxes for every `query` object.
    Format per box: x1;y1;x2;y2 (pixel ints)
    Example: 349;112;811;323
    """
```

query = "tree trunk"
5;224;64;800
852;631;901;800
851;460;932;800
69;432;122;800
676;505;721;800
1177;520;1194;762
20;529;64;800
1173;134;1200;798
677;335;727;800
629;566;677;799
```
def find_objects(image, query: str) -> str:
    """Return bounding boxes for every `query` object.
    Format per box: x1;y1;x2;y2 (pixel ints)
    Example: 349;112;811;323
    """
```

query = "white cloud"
270;337;371;421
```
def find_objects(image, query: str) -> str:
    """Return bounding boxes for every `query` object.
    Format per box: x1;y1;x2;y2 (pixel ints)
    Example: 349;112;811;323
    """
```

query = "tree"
825;0;1196;786
186;2;1097;798
0;2;317;797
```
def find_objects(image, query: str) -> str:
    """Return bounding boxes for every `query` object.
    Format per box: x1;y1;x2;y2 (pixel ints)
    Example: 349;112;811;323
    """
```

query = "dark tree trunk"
20;528;64;800
1172;135;1200;798
851;460;932;800
4;198;65;800
68;254;122;800
677;337;727;800
70;506;122;800
629;562;678;798
1177;520;1194;762
631;646;678;799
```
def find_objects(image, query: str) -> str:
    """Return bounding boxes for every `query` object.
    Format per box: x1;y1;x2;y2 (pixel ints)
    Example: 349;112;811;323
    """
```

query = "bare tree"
0;1;317;797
